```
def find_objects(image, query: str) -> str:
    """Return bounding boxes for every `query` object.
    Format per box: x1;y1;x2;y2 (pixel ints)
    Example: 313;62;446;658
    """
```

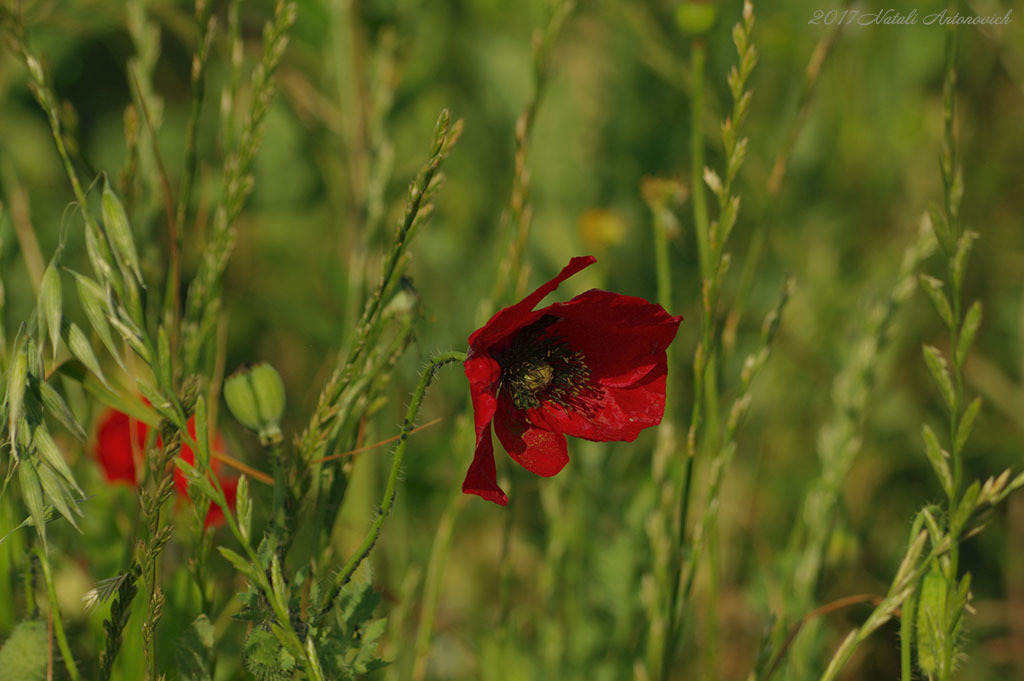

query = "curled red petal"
493;393;568;477
461;424;508;506
468;256;596;351
462;354;508;505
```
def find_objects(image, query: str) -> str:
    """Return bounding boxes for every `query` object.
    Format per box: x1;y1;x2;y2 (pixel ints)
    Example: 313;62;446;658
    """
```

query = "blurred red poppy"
463;255;682;505
93;408;237;527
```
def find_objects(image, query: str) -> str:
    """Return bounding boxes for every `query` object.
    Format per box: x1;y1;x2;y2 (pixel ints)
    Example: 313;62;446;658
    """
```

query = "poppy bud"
675;1;718;37
224;362;286;445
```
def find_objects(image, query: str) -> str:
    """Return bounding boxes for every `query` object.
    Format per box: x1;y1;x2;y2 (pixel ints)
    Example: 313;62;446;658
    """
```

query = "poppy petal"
546;289;682;388
462;427;508;505
468;256;596;350
494;393;569;477
533;363;668;442
94;409;147;485
529;290;680;442
462;354;508;505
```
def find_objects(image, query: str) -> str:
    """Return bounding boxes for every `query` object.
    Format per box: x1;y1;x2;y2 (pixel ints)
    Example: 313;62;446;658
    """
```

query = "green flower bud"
224;362;286;445
675;1;718;37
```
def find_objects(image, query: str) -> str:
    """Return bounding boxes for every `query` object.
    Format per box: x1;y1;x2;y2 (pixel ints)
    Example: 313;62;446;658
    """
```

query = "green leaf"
157;326;172;391
243;628;295;681
137;379;173;421
63;321;108;388
193;394;211;469
83;219;119;295
351;618;388;673
32;424;83;495
918;274;953;328
7;348;28;451
217;547;262;583
101;178;143;283
928;202;955;256
916;565;947;677
35;378;87;441
270;554;288;605
270;622;307;663
955;300;982;370
35;458;82;533
954;396;981;457
921;425;952;498
39;262;62;361
174;457;216;501
54;361;160;427
922;345;956;413
0;620;48;681
18;458;48;549
951;480;981;537
952;230;977;294
69;270;124;370
236;475;252;543
175;615;215;681
107;313;149;363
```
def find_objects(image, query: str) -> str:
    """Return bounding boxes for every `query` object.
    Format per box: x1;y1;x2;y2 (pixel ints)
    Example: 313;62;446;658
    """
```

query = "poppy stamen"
498;318;595;411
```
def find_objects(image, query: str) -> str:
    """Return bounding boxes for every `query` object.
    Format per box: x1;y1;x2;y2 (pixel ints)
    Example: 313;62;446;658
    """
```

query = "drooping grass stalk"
313;351;466;623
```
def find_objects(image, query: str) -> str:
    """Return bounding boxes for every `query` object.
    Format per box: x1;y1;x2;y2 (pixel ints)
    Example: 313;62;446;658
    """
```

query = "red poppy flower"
93;408;237;527
463;255;682;505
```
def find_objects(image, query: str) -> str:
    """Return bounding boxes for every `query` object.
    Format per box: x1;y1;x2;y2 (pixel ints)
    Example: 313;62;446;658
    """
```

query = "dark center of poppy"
496;316;593;411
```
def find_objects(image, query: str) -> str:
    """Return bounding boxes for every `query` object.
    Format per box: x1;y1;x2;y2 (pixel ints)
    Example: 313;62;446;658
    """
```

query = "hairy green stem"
315;351;466;622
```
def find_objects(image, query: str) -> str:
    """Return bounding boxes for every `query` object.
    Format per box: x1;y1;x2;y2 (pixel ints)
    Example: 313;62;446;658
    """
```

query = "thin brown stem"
765;594;886;681
129;67;179;315
312;418;442;464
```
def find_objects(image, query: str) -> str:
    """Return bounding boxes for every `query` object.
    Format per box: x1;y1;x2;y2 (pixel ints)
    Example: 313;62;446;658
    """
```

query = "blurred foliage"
1;0;1023;679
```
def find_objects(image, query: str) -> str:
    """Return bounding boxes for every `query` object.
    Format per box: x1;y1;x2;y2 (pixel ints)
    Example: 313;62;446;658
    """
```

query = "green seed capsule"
675;1;718;37
224;362;286;445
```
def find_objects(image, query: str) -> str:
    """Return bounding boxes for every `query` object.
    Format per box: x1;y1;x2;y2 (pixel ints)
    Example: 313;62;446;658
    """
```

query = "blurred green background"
2;0;1023;679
